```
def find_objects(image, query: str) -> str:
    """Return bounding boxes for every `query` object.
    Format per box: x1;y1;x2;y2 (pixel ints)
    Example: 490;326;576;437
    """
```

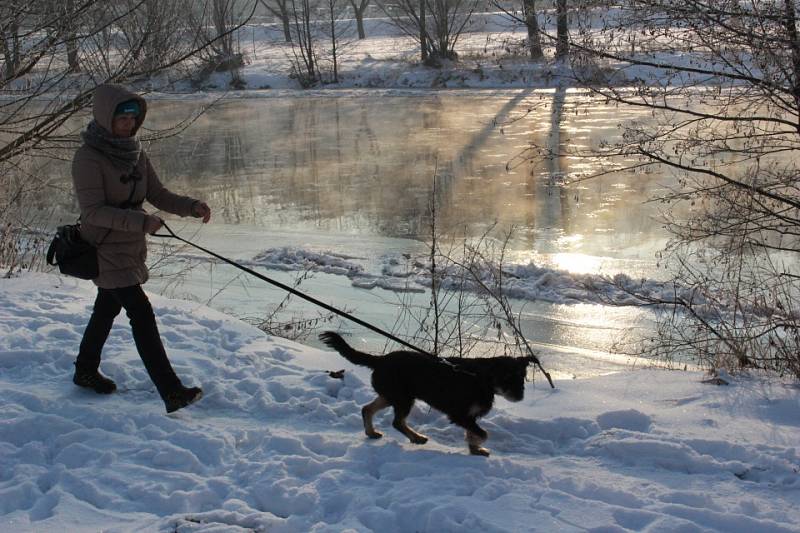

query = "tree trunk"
556;0;568;60
329;0;338;82
784;0;800;129
259;0;293;42
214;0;235;58
4;21;21;80
303;0;315;80
66;0;81;73
350;0;368;39
522;0;542;60
281;2;293;42
356;16;365;39
0;8;21;79
67;43;80;73
436;0;448;58
2;37;13;80
420;0;428;61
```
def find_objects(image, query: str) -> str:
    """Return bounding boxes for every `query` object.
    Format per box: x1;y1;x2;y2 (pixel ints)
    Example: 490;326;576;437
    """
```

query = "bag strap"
52;170;144;267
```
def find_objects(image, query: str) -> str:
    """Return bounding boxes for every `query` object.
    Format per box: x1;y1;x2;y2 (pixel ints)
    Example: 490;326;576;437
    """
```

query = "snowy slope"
1;273;799;532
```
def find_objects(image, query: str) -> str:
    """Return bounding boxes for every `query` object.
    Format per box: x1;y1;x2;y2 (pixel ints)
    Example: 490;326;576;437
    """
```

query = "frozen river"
58;89;679;378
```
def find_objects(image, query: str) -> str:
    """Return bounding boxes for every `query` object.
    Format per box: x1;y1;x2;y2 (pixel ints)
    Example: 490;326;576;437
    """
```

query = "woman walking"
72;83;211;413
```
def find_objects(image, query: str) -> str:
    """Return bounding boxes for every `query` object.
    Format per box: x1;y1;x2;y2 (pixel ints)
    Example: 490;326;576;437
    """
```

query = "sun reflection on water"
517;301;658;379
551;252;603;275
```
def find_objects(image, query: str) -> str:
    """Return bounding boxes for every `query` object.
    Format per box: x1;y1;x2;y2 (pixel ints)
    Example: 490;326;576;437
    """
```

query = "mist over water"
148;91;671;263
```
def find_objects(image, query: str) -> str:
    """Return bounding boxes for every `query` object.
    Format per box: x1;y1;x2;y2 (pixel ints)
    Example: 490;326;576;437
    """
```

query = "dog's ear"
522;356;540;366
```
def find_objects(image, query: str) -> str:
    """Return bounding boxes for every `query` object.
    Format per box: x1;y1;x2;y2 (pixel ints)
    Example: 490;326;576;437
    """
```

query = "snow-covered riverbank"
2;273;799;532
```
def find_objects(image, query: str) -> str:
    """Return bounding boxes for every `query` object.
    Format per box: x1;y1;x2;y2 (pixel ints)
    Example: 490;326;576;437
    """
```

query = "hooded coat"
72;84;198;289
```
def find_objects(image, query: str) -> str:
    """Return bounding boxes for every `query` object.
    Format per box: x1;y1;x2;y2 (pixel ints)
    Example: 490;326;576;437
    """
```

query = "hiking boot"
164;386;203;413
73;365;117;394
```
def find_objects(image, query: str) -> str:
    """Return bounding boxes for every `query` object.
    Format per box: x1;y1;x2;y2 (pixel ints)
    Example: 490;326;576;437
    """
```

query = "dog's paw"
366;430;383;439
469;445;490;457
410;435;429;445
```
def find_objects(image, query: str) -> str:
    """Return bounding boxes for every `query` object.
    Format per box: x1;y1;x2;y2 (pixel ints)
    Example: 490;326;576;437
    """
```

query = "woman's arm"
143;153;198;217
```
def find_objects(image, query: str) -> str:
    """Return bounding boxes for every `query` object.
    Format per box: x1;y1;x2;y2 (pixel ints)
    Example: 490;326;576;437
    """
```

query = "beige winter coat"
72;84;197;289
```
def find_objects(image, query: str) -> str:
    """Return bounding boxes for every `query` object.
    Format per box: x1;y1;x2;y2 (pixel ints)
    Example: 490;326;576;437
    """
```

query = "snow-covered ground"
161;8;732;93
2;273;799;532
181;12;643;92
4;8;799;532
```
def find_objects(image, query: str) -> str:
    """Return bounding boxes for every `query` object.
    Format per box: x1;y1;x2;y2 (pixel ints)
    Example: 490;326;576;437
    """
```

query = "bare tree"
348;0;369;39
286;0;320;86
325;0;341;82
259;0;293;42
420;0;428;61
62;0;82;72
381;173;551;380
389;200;554;387
523;0;544;60
555;0;568;59
380;0;479;65
321;0;355;83
559;1;800;376
117;0;191;74
491;0;544;61
284;0;353;86
213;0;239;61
185;0;251;88
0;2;22;79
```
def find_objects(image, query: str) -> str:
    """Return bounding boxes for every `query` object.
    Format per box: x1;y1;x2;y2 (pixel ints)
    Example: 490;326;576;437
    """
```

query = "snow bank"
243;246;693;307
177;10;744;93
1;273;799;532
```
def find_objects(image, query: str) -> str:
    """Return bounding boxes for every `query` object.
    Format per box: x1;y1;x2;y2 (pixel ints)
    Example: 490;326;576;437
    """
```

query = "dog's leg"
466;431;490;457
461;419;490;457
362;396;390;439
391;400;428;445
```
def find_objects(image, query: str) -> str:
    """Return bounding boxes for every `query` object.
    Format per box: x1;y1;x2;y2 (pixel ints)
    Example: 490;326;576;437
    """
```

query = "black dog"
319;331;534;456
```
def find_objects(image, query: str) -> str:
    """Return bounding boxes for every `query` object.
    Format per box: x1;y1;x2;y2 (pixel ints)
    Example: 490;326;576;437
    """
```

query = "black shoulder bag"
47;176;140;280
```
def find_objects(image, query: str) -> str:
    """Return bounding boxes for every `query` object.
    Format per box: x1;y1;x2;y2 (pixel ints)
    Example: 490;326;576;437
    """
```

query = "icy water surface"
149;89;669;269
62;90;677;377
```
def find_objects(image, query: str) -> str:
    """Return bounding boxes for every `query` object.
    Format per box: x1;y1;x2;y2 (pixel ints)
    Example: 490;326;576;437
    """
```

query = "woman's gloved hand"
191;201;211;223
143;215;163;234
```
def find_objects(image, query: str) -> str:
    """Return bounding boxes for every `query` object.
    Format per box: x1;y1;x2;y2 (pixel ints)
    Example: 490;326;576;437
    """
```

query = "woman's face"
111;113;137;138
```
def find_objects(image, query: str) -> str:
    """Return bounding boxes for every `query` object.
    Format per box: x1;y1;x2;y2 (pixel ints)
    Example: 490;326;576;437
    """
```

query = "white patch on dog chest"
469;403;484;416
497;386;522;402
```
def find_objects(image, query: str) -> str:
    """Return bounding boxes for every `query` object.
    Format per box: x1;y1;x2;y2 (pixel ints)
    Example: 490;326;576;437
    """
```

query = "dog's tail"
319;331;381;369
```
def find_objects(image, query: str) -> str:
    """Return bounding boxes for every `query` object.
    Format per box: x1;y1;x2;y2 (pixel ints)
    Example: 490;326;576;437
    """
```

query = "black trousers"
77;285;181;399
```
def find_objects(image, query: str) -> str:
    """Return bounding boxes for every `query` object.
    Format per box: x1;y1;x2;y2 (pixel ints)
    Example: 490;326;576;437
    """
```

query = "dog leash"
151;221;435;357
153;222;556;388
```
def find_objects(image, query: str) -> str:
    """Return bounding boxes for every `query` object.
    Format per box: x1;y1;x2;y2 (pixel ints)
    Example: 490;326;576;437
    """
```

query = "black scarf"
81;120;142;174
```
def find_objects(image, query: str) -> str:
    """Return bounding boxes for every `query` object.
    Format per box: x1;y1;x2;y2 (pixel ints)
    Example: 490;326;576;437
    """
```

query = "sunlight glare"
552;252;603;275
